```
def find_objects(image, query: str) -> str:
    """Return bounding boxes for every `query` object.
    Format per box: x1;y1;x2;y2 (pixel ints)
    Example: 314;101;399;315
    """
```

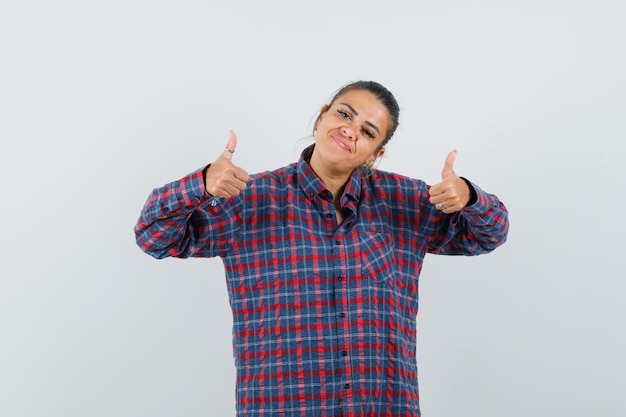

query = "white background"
1;1;624;416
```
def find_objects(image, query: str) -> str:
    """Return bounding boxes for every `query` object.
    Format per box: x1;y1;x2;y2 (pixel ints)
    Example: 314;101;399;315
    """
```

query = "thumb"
441;149;457;179
223;130;237;161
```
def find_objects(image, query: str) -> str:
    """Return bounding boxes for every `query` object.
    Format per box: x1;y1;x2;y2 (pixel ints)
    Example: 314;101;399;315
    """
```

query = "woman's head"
310;81;400;176
320;80;400;147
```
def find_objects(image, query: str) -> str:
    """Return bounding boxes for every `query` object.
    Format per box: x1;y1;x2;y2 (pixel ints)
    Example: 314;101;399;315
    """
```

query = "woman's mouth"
331;135;351;152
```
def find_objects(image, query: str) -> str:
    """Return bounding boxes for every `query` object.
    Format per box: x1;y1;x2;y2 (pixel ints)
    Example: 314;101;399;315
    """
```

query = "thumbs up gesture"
204;130;250;198
428;150;471;214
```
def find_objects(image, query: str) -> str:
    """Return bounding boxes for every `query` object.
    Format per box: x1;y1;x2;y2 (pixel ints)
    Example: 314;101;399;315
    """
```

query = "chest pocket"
359;231;397;284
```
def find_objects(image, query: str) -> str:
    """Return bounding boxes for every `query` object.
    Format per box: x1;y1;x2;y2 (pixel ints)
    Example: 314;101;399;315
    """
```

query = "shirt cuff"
199;164;225;207
459;180;498;223
460;177;478;206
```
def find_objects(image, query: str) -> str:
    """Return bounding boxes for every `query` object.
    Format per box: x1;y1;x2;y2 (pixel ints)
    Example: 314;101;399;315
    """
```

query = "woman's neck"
308;149;350;200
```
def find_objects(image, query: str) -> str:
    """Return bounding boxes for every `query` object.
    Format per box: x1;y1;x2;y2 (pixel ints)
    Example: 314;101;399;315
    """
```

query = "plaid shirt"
135;146;509;417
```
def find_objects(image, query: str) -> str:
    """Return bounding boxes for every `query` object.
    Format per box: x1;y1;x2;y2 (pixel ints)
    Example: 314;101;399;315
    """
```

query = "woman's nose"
342;126;355;140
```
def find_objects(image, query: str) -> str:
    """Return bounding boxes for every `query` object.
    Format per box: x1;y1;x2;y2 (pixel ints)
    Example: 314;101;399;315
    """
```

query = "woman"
135;80;509;417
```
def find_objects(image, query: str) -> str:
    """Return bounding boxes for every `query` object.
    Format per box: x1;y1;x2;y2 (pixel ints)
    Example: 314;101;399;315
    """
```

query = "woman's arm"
134;168;242;259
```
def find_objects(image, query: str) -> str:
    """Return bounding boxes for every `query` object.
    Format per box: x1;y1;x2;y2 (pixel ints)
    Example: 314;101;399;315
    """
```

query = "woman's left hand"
428;150;470;214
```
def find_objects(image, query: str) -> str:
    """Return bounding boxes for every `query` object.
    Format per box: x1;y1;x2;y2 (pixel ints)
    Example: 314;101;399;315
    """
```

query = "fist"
428;149;470;214
204;130;250;198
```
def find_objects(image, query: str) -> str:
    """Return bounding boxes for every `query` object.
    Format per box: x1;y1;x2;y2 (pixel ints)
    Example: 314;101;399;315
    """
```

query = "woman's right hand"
204;130;250;198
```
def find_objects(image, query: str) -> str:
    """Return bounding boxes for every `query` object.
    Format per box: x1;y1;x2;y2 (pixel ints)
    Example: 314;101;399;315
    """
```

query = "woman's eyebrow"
365;121;380;135
339;102;381;134
340;102;359;116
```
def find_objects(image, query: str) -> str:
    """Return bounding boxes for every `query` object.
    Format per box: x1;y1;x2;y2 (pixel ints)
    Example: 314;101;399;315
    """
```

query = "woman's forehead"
334;89;388;116
333;89;379;105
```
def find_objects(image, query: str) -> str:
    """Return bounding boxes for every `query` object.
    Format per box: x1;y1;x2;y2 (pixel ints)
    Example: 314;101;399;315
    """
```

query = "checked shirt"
135;146;509;417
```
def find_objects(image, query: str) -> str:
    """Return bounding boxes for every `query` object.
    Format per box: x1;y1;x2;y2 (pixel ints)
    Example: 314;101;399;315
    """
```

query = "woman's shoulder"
370;169;428;191
363;169;431;213
248;162;298;186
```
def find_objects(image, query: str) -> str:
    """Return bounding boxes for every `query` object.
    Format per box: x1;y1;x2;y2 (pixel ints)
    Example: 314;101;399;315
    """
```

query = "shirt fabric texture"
135;146;509;417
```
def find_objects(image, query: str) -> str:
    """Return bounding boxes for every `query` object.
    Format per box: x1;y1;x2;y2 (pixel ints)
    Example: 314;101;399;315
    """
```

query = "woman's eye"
363;128;375;139
337;109;350;119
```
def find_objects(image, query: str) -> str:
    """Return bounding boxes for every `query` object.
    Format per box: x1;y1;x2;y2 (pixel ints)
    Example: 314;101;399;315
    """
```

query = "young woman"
135;80;509;417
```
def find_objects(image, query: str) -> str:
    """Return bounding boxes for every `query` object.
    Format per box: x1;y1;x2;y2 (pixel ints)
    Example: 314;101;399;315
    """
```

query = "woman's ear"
366;147;386;165
315;104;330;130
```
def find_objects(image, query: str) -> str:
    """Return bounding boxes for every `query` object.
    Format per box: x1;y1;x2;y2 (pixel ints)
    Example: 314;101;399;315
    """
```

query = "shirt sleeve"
133;167;241;259
425;179;509;256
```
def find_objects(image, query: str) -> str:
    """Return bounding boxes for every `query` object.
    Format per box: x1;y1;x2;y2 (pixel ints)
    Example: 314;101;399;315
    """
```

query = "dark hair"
325;80;400;147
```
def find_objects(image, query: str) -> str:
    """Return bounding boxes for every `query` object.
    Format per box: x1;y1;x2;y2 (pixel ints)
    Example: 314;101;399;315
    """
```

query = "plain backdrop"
1;1;624;416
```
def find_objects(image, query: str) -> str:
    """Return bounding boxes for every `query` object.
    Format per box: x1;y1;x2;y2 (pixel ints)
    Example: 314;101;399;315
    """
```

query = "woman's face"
312;89;390;175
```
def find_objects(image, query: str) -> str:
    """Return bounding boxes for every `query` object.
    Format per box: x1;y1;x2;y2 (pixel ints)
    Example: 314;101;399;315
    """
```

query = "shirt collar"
297;144;363;204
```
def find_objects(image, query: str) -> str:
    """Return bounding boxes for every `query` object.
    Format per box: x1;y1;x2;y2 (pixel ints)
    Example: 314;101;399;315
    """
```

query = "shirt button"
341;350;348;356
335;240;341;245
338;276;343;281
326;213;332;218
339;312;346;318
344;384;351;389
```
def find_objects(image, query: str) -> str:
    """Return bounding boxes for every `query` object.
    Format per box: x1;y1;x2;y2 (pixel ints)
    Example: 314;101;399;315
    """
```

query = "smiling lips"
331;133;352;152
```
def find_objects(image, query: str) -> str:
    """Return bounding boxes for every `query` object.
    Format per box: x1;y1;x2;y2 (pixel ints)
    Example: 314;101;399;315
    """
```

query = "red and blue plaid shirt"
135;146;509;417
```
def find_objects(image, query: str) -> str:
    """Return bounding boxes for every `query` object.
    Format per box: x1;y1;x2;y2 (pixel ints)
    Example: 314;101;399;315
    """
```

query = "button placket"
330;228;353;403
